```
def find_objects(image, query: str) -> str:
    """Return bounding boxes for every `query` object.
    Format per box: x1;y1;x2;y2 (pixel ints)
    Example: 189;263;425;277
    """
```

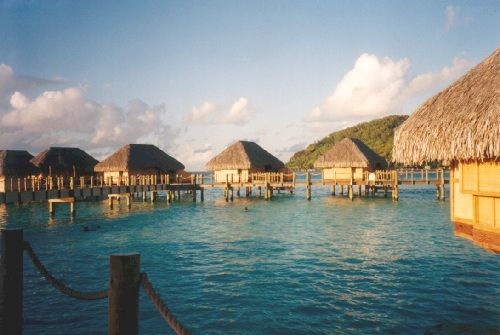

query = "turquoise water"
1;185;499;334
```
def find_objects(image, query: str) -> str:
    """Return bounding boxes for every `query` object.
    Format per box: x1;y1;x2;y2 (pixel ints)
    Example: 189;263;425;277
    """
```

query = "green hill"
286;115;409;170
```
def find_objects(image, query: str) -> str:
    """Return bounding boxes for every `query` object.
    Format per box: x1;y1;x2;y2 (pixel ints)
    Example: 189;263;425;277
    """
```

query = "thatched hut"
0;150;40;192
205;141;284;183
314;138;387;182
31;147;98;177
94;144;185;181
392;48;500;252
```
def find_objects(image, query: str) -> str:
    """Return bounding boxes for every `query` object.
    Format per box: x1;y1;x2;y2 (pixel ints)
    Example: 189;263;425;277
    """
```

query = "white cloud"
185;101;218;124
173;143;215;171
185;97;254;125
443;6;472;33
307;53;472;123
0;63;64;110
444;6;458;33
222;97;252;124
0;76;178;154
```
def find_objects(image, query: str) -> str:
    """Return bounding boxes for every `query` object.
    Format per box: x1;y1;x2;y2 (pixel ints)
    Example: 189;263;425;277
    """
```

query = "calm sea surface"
1;185;499;334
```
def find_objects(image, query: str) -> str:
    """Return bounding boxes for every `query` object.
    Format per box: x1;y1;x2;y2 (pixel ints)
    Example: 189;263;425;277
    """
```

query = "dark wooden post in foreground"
0;229;23;335
109;253;141;335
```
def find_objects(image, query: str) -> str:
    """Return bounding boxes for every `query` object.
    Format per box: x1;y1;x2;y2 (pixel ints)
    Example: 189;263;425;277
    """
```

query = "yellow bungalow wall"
452;161;500;247
213;169;249;183
322;167;365;181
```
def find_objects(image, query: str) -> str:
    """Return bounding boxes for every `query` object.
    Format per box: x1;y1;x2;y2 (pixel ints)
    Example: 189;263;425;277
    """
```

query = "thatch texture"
94;144;184;173
205;141;284;171
313;138;387;169
393;48;500;165
0;150;40;177
31;147;98;175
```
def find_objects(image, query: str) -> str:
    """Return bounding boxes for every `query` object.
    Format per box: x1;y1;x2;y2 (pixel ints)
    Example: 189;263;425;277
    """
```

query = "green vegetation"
286;115;409;170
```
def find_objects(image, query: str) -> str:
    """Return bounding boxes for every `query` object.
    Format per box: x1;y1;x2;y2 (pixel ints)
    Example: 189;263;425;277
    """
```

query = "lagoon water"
1;185;499;334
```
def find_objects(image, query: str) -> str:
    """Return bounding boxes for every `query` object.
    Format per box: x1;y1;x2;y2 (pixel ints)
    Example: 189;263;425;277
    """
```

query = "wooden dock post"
0;228;23;335
440;169;445;201
306;172;311;200
330;184;335;196
108;253;140;335
392;170;399;201
151;191;156;203
348;168;354;200
200;188;204;202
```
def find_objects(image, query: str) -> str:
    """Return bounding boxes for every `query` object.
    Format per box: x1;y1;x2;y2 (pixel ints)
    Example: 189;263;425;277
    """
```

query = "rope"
23;241;108;300
140;272;191;335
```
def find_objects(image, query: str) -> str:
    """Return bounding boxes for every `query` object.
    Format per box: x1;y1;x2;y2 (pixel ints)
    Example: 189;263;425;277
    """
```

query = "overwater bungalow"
314;138;387;183
205;141;285;183
0;150;40;192
392;48;500;252
94;144;185;183
31;147;98;177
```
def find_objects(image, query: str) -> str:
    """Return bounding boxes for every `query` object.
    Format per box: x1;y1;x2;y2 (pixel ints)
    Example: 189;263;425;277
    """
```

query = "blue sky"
0;1;499;169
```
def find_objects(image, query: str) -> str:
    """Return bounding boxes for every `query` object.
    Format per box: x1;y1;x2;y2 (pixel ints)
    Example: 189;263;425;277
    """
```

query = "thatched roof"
205;141;284;171
314;138;387;169
0;150;40;177
94;144;184;173
393;48;500;165
31;147;98;175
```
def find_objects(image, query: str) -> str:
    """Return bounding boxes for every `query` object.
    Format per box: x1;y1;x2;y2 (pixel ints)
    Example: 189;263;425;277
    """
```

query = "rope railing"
141;272;192;335
13;237;190;334
23;241;108;300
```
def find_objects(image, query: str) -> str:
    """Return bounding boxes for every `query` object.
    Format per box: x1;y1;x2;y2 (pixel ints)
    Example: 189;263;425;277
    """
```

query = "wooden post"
393;185;399;201
0;228;23;335
330;184;335;196
49;201;54;215
440;169;445;201
151;191;156;203
306;172;311;200
108;253;140;335
348;185;353;201
200;188;204;202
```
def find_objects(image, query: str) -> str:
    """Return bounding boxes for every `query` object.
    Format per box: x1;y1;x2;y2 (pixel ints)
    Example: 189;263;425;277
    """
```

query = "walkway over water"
0;168;448;206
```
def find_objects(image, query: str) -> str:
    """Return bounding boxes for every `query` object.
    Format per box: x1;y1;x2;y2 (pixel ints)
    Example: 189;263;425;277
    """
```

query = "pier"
0;168;448;209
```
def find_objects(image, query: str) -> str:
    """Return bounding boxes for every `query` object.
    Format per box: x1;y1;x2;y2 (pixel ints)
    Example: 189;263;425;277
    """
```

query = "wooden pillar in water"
0;229;23;335
330;184;335;196
108;253;140;335
200;188;204;202
358;185;362;197
306;172;311;200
